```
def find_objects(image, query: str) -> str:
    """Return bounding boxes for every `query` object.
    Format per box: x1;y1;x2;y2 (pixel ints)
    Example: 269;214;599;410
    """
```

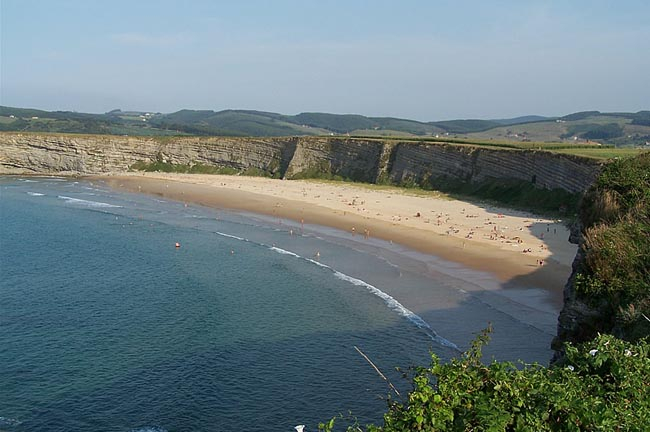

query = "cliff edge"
0;133;601;196
552;152;650;361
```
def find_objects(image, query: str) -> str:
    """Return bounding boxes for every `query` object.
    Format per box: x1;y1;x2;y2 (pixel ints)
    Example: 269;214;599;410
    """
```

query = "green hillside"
148;110;324;136
463;111;650;147
431;119;502;134
1;106;648;145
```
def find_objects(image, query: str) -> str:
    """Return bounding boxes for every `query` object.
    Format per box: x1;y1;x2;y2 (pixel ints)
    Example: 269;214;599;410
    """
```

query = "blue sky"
1;0;648;120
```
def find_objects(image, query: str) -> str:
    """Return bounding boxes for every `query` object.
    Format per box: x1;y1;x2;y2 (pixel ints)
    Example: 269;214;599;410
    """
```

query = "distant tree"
631;111;650;126
580;123;623;140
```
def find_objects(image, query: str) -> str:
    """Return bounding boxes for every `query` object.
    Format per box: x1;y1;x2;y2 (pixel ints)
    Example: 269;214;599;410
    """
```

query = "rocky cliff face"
388;142;598;193
0;133;602;196
0;134;296;176
284;137;385;182
551;234;609;361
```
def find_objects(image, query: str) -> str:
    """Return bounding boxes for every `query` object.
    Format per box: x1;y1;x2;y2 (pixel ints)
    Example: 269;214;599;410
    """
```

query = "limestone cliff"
0;133;601;197
388;142;598;193
0;134;294;176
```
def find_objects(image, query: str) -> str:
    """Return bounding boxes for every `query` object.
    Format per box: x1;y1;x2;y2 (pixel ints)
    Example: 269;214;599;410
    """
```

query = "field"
1;106;648;147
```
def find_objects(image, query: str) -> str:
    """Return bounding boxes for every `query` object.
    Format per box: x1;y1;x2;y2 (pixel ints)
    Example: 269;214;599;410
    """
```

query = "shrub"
321;331;650;431
576;153;650;340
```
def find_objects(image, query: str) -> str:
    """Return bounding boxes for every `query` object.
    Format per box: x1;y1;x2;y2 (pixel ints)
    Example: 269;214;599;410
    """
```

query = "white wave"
57;195;122;208
331;271;459;349
216;231;245;241
27;191;44;196
0;416;22;426
272;247;459;350
269;246;301;258
19;179;38;183
305;257;330;268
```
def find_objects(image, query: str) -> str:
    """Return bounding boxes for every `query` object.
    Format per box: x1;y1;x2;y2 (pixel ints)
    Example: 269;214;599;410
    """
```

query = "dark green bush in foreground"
322;330;649;431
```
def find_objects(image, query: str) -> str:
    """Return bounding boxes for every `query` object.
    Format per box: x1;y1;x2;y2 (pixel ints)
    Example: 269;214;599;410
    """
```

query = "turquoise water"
0;177;461;432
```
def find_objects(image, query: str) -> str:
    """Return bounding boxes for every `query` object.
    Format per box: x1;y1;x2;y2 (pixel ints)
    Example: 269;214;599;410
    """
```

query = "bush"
321;331;650;431
129;160;273;177
576;153;650;340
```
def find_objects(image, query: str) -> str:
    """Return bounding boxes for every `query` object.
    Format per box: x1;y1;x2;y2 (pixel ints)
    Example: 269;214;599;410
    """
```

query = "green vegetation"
305;178;450;199
630;111;650;126
129;160;276;177
579;123;624;140
560;111;602;121
462;112;650;147
149;109;316;136
291;112;379;134
417;177;582;216
321;330;650;431
574;152;650;341
551;148;646;160
3;106;648;146
431;119;502;134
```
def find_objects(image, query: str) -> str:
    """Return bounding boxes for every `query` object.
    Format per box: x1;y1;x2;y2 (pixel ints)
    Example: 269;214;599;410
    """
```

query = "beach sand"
100;172;575;295
97;172;578;361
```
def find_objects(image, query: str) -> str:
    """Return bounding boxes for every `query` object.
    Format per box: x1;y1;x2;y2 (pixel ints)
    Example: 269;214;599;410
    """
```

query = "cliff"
0;133;601;196
552;153;650;361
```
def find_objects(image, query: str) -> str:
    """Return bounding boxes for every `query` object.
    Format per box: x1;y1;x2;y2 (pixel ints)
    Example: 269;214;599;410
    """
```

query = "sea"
0;176;558;432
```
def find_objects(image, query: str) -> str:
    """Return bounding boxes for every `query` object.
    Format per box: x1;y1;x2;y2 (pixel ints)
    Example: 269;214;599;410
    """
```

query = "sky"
1;0;648;121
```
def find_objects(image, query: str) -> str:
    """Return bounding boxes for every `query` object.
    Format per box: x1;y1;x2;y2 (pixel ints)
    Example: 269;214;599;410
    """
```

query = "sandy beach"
99;173;577;305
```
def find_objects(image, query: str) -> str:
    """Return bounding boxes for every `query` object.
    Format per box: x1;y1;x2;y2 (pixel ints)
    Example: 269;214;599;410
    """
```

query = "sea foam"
57;195;122;208
270;246;459;350
0;416;22;426
216;231;245;241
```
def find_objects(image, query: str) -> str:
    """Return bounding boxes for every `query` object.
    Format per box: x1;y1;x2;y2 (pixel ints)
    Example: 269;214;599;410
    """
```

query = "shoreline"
96;172;577;307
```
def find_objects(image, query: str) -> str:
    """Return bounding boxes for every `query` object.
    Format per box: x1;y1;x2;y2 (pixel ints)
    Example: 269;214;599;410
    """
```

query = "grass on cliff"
574;152;650;341
387;175;581;217
129;160;281;178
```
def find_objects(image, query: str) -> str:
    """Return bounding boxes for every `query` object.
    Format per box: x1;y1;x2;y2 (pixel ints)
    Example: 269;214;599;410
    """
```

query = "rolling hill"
1;106;648;146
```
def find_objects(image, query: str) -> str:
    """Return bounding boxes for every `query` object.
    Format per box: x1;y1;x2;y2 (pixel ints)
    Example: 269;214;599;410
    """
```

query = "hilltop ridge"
2;106;649;147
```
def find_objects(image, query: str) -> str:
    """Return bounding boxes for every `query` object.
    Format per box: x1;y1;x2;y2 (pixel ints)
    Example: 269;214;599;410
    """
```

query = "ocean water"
0;176;559;431
0;177;461;432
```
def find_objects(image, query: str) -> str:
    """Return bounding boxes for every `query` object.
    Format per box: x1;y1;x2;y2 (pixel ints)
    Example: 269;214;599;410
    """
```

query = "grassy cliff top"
2;106;649;147
576;152;650;340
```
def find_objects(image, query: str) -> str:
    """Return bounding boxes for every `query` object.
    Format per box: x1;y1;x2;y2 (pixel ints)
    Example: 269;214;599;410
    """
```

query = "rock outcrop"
552;153;650;362
0;133;602;196
387;142;598;193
